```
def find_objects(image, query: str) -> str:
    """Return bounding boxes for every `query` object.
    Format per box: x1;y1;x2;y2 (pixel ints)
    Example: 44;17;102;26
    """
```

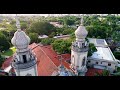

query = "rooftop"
88;38;116;62
2;43;71;76
2;43;108;76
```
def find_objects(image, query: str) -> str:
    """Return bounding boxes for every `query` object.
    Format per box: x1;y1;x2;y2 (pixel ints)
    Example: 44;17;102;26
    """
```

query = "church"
1;15;119;76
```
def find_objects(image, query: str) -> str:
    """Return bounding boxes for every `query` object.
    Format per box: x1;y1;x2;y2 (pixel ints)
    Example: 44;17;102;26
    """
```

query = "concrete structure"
11;15;38;76
38;35;48;39
87;38;118;73
53;35;70;40
70;15;89;76
1;15;119;76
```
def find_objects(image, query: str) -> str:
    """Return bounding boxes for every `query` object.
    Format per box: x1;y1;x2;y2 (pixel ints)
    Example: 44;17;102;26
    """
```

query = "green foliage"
113;51;120;60
27;21;56;36
52;39;72;54
88;43;97;57
49;32;56;38
41;38;55;45
28;33;39;44
70;32;75;40
0;54;4;68
95;70;110;76
62;27;74;35
111;31;120;43
20;21;28;30
2;47;16;56
86;25;107;39
0;32;10;52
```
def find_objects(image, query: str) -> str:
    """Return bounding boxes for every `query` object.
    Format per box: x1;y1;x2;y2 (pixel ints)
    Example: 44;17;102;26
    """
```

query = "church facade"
1;15;119;76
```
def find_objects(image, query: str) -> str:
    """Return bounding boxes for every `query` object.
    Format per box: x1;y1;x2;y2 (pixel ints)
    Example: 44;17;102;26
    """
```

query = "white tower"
11;15;38;76
70;15;89;76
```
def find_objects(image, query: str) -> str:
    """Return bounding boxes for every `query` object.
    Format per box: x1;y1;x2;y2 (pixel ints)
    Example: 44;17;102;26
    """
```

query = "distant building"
1;15;119;76
38;35;48;39
53;35;70;40
49;22;63;28
87;38;118;73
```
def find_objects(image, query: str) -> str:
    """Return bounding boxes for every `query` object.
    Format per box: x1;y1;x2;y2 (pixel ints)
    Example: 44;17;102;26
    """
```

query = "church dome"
11;15;30;50
11;31;30;49
75;25;88;39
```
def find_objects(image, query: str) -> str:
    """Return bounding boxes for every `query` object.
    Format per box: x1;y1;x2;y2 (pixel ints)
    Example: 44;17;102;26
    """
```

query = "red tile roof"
86;68;103;76
61;54;71;61
1;43;71;76
1;56;13;69
2;43;103;76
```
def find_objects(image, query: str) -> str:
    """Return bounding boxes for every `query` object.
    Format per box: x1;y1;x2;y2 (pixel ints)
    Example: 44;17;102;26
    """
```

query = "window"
23;55;27;63
88;61;91;63
108;63;111;66
82;57;86;66
96;62;98;64
72;55;75;65
82;43;84;47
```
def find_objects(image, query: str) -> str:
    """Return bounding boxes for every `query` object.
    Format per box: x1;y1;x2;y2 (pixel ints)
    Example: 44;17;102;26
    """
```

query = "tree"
0;54;4;68
41;38;55;45
95;70;110;76
111;31;120;43
49;32;56;38
62;28;74;35
27;21;56;36
88;43;97;57
86;25;107;39
0;32;10;52
20;21;28;30
113;51;120;60
28;33;39;44
52;39;72;54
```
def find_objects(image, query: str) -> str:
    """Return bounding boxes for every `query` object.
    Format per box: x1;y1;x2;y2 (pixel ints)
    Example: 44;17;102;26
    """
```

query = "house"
49;22;63;28
53;35;70;40
38;35;48;39
87;38;118;73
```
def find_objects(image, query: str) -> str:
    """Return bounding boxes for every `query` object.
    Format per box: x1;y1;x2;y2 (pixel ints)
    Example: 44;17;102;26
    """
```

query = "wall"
87;59;117;73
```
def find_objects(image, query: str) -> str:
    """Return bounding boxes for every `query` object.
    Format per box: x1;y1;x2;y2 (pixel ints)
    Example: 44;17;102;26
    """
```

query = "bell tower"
70;15;89;76
11;14;38;76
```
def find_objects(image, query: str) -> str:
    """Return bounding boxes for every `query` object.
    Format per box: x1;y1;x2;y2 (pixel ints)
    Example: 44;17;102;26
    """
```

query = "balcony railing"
72;46;88;52
12;59;37;69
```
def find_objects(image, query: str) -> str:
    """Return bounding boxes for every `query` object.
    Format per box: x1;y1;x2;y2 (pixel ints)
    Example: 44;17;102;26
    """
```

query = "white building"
11;15;38;76
70;16;89;76
87;38;118;73
38;35;48;39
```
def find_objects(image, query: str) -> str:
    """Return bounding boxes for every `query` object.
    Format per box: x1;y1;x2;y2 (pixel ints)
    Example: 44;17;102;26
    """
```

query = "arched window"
82;43;85;48
72;55;75;65
82;57;86;66
23;55;27;63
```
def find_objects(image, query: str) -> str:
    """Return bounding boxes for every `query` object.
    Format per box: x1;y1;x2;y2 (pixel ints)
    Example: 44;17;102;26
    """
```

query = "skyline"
0;14;110;17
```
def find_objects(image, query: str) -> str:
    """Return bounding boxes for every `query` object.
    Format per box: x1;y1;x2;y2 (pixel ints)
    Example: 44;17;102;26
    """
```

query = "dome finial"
80;14;84;26
15;14;21;31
